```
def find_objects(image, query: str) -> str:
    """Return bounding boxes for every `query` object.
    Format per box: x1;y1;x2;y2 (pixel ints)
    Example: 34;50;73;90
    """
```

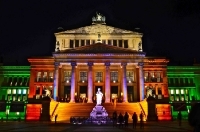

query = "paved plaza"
0;121;193;132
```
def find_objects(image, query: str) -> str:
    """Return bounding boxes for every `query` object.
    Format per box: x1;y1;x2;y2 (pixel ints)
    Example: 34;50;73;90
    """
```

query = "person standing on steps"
139;112;144;129
132;112;138;129
112;111;117;127
124;112;129;127
177;111;182;126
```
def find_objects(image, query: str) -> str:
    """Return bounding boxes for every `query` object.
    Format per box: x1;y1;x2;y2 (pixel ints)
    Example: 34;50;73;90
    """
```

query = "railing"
138;102;147;121
51;102;60;120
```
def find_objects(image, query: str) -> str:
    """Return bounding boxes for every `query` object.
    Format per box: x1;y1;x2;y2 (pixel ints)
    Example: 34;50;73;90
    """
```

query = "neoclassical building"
28;13;169;104
1;13;200;121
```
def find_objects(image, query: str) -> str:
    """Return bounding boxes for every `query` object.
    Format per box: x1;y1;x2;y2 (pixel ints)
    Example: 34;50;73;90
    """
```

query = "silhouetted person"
139;112;144;129
55;114;58;124
177;111;182;126
124;112;129;127
188;103;200;132
132;112;138;129
118;113;124;128
112;111;117;127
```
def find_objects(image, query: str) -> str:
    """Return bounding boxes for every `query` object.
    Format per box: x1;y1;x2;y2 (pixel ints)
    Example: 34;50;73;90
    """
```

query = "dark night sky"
0;0;200;65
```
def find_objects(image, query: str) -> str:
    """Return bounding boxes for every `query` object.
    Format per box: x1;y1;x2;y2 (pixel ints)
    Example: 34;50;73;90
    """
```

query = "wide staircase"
50;101;148;122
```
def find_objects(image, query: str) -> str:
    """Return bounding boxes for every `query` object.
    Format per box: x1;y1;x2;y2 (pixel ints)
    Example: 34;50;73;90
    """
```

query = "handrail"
51;102;60;119
138;102;147;120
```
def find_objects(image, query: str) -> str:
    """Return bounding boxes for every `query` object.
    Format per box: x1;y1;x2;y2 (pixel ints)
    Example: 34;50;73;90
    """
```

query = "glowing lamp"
66;80;69;83
113;80;116;83
129;80;131;83
82;80;85;83
98;80;100;83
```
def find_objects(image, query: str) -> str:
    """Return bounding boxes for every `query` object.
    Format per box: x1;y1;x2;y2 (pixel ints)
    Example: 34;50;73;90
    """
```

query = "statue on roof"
92;12;106;24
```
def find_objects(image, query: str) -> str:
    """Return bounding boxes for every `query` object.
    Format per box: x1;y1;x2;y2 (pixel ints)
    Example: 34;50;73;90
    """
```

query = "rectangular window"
43;72;47;82
12;96;16;101
18;77;22;86
86;40;90;45
144;72;149;82
155;72;161;82
102;40;106;44
185;89;188;94
49;72;53;82
12;89;16;94
18;89;21;94
23;89;27;94
118;40;122;47
64;71;71;82
110;71;118;82
23;96;27;101
176;96;179;101
81;40;85;46
171;96;174;101
75;40;79;47
158;88;162;94
181;96;184;101
13;77;17;86
17;96;21;101
80;71;87;82
176;89;179;94
185;96;189;101
181;89;184;94
113;40;117;46
7;96;11;101
36;86;40;94
175;78;179;84
108;40;112;45
8;77;12;86
185;78;189;85
70;40;74;48
124;40;128;48
95;72;103;82
7;89;11;94
126;71;134;82
37;72;41;82
170;89;174;94
36;95;40;99
180;78;184;85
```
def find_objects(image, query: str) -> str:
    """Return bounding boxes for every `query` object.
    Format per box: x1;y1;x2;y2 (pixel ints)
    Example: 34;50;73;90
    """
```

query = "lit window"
23;89;26;94
185;89;188;94
181;96;184;101
7;89;11;94
17;96;21;101
171;96;174;101
111;71;118;82
80;71;87;82
181;89;184;94
23;96;27;101
12;89;16;94
13;96;16;101
176;96;179;101
18;89;21;94
176;89;179;94
95;72;103;82
126;71;134;82
170;89;174;94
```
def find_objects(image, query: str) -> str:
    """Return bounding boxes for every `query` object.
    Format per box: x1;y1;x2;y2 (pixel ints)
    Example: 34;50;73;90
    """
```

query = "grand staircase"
50;101;148;122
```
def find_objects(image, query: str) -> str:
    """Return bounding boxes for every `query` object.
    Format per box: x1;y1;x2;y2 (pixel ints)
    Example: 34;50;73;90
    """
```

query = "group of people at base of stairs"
112;111;144;129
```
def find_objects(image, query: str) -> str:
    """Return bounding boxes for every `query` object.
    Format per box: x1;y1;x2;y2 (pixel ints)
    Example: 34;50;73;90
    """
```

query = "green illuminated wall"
0;66;30;120
167;66;200;119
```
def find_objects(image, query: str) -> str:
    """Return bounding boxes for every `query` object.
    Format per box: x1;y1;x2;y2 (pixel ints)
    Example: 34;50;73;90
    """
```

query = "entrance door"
111;86;118;99
80;86;87;98
64;86;71;102
127;86;134;102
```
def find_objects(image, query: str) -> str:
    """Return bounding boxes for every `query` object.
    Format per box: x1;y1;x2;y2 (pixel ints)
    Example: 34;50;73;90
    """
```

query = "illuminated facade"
0;66;30;120
27;13;169;105
1;13;199;121
167;66;200;119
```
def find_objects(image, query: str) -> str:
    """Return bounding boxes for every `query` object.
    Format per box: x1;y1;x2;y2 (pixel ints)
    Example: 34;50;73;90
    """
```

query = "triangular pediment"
56;43;143;54
56;24;141;35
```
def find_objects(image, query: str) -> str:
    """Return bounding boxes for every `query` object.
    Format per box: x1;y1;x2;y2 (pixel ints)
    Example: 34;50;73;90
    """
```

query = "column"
138;62;145;101
122;62;128;103
87;61;93;103
105;62;110;103
53;62;59;100
70;61;76;103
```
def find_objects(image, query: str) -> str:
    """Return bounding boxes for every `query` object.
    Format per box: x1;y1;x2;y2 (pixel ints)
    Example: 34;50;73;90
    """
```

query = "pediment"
56;43;143;54
57;24;141;35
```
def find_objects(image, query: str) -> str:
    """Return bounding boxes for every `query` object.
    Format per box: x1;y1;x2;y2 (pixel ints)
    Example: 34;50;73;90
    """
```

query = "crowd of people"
112;111;144;129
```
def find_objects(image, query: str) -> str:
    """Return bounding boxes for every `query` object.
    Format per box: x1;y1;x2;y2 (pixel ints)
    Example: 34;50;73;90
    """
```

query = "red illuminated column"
105;62;110;103
70;61;76;103
87;62;93;103
122;62;128;103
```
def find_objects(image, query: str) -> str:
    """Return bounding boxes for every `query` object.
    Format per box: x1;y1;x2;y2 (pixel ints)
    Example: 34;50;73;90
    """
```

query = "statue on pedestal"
96;88;103;105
